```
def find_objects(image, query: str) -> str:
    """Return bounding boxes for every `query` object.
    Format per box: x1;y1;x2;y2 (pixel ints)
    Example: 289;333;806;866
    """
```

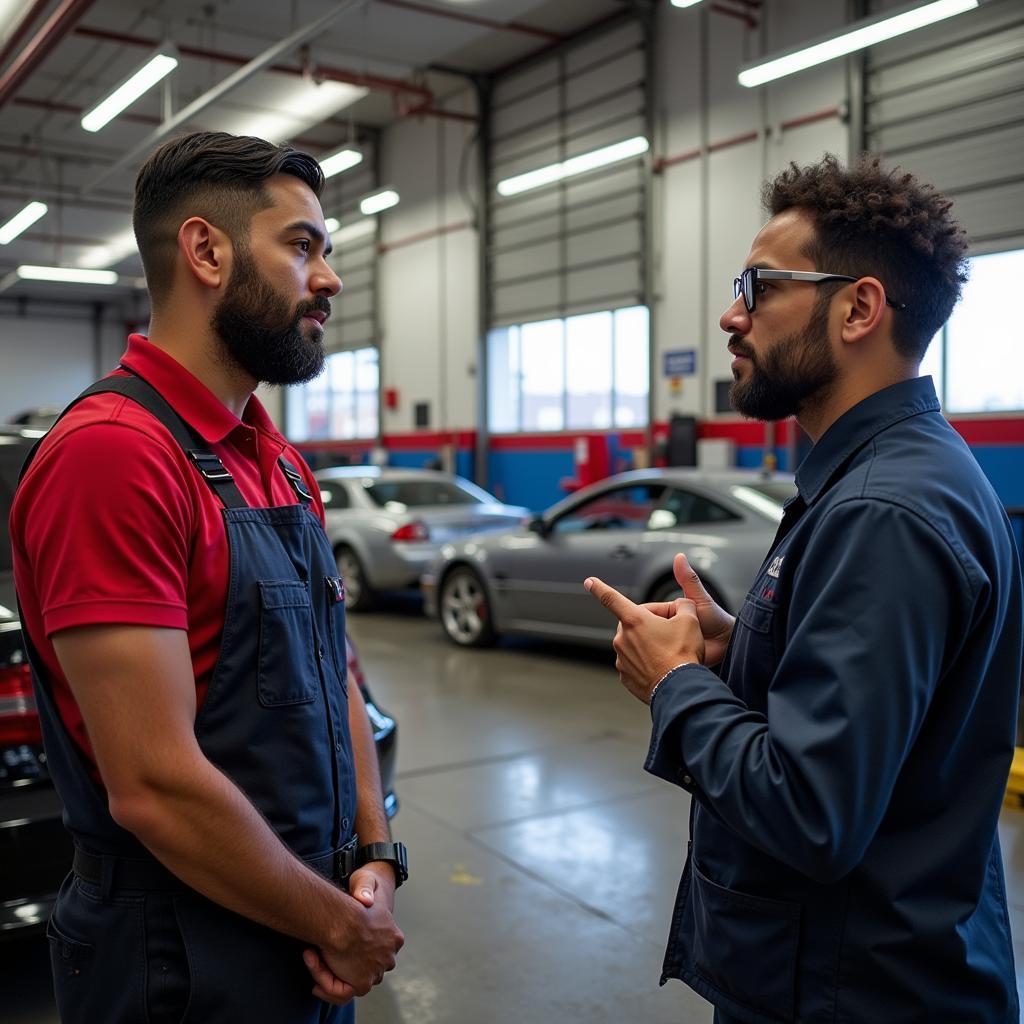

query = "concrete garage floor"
5;604;1024;1023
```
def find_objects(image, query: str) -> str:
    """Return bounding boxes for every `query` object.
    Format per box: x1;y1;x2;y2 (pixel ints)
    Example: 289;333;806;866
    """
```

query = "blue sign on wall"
663;348;697;376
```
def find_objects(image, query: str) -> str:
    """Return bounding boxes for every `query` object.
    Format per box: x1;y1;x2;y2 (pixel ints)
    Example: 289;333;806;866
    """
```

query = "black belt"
73;835;358;892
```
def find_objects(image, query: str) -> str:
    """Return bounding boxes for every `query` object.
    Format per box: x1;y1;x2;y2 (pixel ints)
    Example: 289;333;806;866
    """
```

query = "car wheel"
336;546;376;612
439;567;496;647
649;574;728;613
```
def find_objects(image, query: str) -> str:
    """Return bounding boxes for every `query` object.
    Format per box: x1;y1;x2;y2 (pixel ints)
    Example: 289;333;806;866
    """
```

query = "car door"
494;482;669;636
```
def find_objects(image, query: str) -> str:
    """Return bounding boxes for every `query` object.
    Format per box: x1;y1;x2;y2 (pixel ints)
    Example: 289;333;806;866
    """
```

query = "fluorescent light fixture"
496;136;649;197
324;217;340;234
320;147;363;178
331;217;377;245
738;0;978;88
670;0;705;7
81;49;178;132
78;227;138;269
17;265;118;285
223;80;367;144
0;201;47;244
360;190;399;215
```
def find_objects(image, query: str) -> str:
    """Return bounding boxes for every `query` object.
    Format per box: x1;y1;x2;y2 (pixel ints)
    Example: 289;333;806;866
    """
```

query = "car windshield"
728;480;798;522
363;479;487;508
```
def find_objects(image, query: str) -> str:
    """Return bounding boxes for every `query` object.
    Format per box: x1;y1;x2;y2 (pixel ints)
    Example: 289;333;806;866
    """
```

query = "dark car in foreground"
0;425;397;937
423;467;796;648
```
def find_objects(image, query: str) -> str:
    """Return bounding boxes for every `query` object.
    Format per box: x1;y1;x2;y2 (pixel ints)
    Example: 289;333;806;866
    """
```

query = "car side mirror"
527;516;550;538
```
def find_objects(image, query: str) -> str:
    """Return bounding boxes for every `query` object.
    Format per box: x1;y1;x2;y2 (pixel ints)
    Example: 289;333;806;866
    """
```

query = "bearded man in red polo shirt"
11;132;405;1024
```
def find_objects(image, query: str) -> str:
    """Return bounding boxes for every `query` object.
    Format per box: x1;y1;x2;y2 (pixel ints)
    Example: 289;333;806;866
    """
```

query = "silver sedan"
315;465;530;611
422;468;796;647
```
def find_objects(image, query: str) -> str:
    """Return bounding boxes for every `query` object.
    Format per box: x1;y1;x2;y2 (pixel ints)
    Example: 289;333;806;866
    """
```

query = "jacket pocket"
257;580;320;706
688;861;800;1021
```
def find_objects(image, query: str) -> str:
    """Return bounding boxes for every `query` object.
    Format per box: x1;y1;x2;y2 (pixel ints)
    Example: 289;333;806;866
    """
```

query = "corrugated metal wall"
487;16;649;327
864;0;1024;255
321;134;379;352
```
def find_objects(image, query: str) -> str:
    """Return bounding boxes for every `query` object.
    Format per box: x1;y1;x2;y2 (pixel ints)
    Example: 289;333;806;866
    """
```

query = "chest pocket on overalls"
728;594;778;709
257;580;320;706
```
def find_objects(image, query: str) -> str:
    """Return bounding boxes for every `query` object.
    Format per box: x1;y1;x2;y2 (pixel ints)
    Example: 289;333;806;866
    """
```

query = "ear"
177;217;231;291
840;277;888;346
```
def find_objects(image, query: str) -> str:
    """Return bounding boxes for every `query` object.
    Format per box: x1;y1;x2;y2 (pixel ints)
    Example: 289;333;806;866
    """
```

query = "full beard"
213;246;328;387
729;299;838;422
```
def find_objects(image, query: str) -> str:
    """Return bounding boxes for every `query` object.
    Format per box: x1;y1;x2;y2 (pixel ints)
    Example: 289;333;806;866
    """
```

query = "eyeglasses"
733;267;906;314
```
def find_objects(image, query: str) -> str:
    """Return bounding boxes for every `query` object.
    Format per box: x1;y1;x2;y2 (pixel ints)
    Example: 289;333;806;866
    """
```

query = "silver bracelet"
648;663;691;705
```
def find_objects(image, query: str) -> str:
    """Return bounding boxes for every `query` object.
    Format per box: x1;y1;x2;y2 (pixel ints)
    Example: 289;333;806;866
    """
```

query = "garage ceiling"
0;0;631;301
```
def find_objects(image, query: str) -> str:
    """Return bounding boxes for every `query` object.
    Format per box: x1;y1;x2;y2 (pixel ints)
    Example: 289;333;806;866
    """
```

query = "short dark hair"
133;131;324;307
763;154;969;361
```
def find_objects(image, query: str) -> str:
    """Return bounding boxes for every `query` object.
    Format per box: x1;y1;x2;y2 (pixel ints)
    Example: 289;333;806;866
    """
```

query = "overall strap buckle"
187;449;234;483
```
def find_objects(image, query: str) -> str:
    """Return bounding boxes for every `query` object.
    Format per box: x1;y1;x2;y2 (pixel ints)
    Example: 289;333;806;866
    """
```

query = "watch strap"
356;841;408;887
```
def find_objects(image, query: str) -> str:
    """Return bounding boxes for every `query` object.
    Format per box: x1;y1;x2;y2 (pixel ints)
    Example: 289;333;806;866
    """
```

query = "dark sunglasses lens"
743;269;755;311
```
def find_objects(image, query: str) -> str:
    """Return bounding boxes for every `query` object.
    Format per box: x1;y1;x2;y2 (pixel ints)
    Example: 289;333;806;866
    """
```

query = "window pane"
552;484;665;534
488;326;520;433
614;306;650;428
355;348;379;393
918;331;943;405
566;311;613;429
945;249;1024;413
355;392;378;438
365;480;484;507
521;319;565;431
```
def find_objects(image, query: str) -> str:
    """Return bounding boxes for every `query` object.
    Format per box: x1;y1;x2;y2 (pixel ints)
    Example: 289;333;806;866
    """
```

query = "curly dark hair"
133;131;324;308
763;154;969;361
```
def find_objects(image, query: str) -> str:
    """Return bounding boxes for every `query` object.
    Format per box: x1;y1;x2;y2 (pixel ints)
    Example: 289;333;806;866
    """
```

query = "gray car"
422;468;797;647
315;466;530;611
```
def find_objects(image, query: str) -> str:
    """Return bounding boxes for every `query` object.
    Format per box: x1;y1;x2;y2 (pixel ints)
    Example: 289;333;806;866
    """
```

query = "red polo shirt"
10;335;326;772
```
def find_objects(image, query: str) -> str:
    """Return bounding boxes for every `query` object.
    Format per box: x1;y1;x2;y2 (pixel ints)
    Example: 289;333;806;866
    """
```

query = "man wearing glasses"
586;155;1022;1022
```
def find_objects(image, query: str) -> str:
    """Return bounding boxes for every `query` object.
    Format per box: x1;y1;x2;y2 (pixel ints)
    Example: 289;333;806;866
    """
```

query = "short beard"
213;244;327;387
729;297;838;421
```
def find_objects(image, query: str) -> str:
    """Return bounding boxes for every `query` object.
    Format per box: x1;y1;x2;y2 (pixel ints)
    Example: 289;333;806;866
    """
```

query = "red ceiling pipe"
0;0;52;70
0;0;96;111
377;0;564;43
709;3;759;29
74;25;436;107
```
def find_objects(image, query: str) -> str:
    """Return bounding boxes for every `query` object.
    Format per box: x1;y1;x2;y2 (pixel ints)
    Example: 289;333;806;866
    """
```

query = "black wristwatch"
356;842;408;888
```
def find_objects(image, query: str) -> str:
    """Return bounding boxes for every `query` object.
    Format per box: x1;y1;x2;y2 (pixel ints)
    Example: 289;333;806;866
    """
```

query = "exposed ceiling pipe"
0;0;96;111
79;0;365;195
376;0;565;43
0;0;53;70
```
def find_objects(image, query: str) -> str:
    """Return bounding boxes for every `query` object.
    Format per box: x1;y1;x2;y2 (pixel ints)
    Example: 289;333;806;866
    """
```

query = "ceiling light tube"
360;190;400;215
81;47;179;132
496;136;649;197
331;217;378;244
320;147;364;178
670;0;705;7
17;265;119;285
738;0;979;88
0;201;47;244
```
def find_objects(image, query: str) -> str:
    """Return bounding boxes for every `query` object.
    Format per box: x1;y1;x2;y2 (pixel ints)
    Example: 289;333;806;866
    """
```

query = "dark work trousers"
23;373;359;1023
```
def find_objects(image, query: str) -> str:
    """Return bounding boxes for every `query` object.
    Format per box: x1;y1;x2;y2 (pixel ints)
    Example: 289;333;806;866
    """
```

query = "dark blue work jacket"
21;372;357;1024
648;377;1022;1023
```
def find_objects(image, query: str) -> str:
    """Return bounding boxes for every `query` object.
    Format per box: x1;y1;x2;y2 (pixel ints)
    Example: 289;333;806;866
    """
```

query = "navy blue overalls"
20;370;358;1024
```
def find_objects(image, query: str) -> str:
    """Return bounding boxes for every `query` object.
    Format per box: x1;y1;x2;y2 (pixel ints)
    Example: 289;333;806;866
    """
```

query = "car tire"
439;566;496;647
335;545;377;612
649;574;729;613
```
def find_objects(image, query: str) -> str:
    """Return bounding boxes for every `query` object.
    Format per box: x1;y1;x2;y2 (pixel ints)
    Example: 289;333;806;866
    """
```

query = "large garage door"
486;14;650;327
864;0;1024;255
322;134;380;352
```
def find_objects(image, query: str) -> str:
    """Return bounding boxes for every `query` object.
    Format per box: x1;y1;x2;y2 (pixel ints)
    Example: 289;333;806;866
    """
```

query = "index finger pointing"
584;576;641;622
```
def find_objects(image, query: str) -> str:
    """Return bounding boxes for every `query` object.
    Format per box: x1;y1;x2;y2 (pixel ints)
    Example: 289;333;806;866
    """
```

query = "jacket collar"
795;376;940;504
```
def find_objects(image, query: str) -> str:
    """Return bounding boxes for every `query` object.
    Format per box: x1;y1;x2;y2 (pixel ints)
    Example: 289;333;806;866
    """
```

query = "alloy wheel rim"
441;574;485;643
